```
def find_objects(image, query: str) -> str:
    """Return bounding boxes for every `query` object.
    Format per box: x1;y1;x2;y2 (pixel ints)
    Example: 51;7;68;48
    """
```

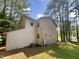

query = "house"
6;14;57;51
6;15;36;51
36;17;57;45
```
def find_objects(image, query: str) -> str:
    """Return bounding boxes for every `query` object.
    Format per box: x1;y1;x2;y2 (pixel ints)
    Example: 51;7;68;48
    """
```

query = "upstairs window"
30;22;33;26
37;34;40;39
37;23;39;27
45;34;47;36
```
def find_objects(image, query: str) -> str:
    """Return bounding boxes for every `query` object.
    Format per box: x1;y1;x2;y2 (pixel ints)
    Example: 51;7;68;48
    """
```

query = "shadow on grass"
70;41;79;45
47;43;79;59
0;46;53;58
23;46;53;57
0;43;79;59
0;47;24;58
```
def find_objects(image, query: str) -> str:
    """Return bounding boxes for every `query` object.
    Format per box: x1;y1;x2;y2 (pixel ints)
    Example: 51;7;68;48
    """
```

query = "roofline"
21;14;35;21
38;16;57;27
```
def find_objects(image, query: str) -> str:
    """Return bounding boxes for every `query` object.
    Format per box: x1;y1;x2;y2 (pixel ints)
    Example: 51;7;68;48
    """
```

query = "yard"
0;42;79;59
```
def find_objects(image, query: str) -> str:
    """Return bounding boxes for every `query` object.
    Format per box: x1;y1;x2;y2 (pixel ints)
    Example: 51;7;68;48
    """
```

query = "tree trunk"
66;0;71;42
9;0;13;20
3;0;7;19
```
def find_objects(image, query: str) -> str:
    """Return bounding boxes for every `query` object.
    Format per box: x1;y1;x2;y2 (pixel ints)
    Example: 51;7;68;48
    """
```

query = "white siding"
6;18;36;51
6;16;57;51
37;17;57;45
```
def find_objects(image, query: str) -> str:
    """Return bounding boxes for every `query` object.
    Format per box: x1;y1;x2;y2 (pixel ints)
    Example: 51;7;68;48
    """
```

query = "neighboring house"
6;15;57;51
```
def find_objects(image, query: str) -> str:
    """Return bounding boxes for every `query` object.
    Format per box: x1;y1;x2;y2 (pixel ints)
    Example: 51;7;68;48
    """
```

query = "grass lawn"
0;42;79;59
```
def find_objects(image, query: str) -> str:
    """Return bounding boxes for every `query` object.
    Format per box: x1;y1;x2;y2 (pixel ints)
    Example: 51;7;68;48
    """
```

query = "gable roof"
20;14;35;21
38;17;57;27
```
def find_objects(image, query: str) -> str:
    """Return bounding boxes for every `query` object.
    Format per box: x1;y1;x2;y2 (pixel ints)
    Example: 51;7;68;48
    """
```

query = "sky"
29;0;48;19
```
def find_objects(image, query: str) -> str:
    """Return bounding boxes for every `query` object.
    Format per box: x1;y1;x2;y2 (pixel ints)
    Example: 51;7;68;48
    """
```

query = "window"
30;22;33;26
50;34;52;36
37;23;39;27
45;34;47;36
37;34;40;39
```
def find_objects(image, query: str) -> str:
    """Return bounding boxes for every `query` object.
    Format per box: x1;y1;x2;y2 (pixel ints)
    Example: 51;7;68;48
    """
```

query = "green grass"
0;42;79;59
29;42;79;59
47;42;79;59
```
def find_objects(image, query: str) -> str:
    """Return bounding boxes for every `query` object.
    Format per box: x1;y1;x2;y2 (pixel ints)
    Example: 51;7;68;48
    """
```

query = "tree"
0;19;15;32
0;0;30;45
0;0;29;31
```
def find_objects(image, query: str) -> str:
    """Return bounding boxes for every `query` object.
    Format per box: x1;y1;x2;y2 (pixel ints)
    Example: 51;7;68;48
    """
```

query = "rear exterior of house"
6;15;36;51
36;17;57;45
6;15;57;51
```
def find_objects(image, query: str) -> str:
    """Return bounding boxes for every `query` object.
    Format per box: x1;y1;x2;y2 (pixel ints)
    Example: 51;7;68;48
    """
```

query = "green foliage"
0;27;4;33
0;0;29;33
0;19;15;32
